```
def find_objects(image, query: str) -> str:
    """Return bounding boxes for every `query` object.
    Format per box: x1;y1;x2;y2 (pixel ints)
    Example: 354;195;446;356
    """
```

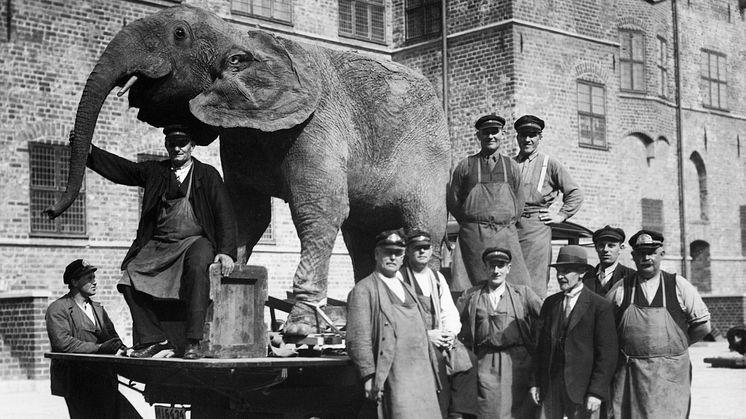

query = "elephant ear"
190;31;321;132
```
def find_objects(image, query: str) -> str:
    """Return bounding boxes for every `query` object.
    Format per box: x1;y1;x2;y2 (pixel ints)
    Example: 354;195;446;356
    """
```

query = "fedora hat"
549;245;593;271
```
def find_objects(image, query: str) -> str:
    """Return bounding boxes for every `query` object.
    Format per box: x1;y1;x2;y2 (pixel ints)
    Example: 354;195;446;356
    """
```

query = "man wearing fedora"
46;259;133;419
606;230;711;419
346;230;441;418
530;245;618;419
513;115;583;298
584;226;636;296
448;114;529;292
456;247;542;419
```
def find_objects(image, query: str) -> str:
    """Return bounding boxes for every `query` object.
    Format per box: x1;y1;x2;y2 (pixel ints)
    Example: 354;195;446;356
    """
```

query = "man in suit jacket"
530;245;618;419
584;226;636;296
46;259;132;419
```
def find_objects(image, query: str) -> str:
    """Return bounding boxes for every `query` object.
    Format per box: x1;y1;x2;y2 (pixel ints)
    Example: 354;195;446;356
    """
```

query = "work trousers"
122;237;213;345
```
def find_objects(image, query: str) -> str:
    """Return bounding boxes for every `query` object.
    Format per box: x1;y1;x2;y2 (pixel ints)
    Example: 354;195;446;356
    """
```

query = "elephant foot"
282;302;331;337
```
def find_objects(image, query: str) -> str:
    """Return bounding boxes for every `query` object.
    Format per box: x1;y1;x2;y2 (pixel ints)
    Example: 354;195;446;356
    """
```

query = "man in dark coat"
584;226;636;296
530;245;618;419
85;126;237;359
46;259;133;419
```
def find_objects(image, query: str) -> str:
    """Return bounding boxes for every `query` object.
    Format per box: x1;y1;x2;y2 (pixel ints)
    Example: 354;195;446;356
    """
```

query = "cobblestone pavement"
0;341;743;419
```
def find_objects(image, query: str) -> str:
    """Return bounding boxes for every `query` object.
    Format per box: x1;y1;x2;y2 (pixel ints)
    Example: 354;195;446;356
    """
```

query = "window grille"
232;0;292;23
620;30;645;92
641;198;664;234
701;50;727;110
339;0;385;43
405;0;441;42
577;81;607;148
29;142;86;236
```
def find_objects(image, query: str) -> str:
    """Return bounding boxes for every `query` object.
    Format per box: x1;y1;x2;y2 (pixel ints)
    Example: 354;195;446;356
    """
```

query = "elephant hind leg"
341;224;377;283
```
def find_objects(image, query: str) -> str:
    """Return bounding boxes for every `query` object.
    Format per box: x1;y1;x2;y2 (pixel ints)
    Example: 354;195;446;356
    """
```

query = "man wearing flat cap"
347;230;441;418
46;259;135;419
606;230;711;419
455;247;542;418
513;115;583;298
399;230;465;417
530;246;617;419
84;125;237;359
448;114;529;292
584;226;636;296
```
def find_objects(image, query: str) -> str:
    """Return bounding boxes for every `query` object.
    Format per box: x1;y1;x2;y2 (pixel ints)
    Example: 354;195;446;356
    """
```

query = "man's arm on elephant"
346;286;377;380
86;144;150;187
447;159;470;222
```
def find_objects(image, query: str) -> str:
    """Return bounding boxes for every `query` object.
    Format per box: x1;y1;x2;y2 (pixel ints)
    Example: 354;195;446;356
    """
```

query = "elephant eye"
174;27;186;40
227;54;246;66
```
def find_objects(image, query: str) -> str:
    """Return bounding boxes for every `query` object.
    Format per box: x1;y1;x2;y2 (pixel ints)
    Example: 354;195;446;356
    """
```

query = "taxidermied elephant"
44;5;451;335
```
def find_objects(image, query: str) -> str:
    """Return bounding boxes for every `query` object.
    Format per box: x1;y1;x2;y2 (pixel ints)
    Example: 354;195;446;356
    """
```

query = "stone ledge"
0;290;51;300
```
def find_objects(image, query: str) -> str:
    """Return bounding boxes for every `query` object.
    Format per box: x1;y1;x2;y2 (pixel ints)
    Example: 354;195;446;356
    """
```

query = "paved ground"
0;341;743;419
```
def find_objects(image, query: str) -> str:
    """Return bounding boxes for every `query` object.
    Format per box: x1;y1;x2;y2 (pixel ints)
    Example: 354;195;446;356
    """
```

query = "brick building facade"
0;0;744;379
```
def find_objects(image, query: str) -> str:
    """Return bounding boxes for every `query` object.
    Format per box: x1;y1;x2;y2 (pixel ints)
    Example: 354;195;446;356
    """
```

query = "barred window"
29;142;86;236
701;50;727;110
620;30;645;92
405;0;441;42
657;37;668;98
641;198;664;234
577;81;607;148
339;0;385;43
232;0;292;23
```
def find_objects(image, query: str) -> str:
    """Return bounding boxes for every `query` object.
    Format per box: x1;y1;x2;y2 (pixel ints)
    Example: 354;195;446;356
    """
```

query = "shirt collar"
601;261;619;276
564;282;584;298
516;149;539;163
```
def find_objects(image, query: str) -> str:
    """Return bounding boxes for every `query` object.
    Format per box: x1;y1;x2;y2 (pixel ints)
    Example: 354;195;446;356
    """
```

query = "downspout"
441;0;449;123
672;0;688;277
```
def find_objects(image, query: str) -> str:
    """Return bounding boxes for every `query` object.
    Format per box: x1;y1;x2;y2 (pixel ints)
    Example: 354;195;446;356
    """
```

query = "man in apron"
606;230;712;419
456;247;543;419
448;114;529;292
530;245;618;419
513;115;583;297
86;125;237;359
347;230;442;419
399;230;467;417
584;226;636;296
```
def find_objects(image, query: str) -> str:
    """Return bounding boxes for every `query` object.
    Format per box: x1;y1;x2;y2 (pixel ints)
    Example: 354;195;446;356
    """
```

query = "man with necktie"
530;245;618;419
584;226;636;296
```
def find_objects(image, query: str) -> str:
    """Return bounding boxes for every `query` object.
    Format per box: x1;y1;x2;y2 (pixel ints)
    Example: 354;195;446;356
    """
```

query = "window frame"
338;0;386;44
28;142;87;238
619;29;646;93
231;0;293;25
656;36;668;99
641;198;664;234
405;0;441;43
701;49;728;111
576;80;608;150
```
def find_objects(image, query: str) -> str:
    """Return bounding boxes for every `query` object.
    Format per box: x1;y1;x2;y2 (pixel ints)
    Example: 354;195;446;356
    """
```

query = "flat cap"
514;115;545;134
63;259;97;285
375;230;406;248
628;230;664;250
593;225;626;244
406;230;432;247
163;124;191;138
475;114;506;130
482;247;512;263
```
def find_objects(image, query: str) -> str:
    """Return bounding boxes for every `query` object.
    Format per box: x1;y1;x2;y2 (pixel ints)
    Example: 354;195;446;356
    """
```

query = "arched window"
690;151;708;221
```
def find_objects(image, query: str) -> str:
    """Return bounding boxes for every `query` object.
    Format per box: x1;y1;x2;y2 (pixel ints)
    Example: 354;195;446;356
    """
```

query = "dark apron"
120;170;203;299
458;157;529;288
475;290;535;419
612;279;691;419
381;287;442;419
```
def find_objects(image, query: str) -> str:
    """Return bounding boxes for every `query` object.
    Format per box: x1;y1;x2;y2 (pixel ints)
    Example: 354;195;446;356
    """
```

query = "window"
740;205;746;256
231;0;292;23
641;198;664;234
620;30;645;92
690;152;708;221
339;0;385;43
577;81;607;148
405;0;441;42
29;143;86;236
701;50;727;110
657;37;668;98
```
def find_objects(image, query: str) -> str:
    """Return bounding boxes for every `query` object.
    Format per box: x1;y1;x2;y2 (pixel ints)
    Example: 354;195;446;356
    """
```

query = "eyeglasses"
165;137;191;149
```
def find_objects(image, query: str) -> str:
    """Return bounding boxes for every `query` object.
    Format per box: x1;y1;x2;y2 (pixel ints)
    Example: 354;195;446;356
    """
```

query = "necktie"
563;297;572;327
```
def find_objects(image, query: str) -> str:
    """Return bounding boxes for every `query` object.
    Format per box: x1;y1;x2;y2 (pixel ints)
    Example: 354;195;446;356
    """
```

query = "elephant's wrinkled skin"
45;5;451;336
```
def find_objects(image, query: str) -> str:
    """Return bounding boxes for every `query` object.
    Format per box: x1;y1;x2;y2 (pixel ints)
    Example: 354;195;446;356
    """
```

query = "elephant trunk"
44;30;138;219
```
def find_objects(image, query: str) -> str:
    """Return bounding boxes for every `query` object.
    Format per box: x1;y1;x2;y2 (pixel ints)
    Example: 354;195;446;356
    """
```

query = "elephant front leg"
283;184;349;336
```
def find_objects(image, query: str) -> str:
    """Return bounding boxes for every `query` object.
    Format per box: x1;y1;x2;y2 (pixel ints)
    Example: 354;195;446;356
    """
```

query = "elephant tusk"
117;75;138;97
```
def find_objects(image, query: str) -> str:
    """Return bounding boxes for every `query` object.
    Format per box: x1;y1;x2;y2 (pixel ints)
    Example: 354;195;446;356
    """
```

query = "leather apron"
475;288;536;419
458;157;530;288
121;170;203;299
612;278;691;419
380;286;442;419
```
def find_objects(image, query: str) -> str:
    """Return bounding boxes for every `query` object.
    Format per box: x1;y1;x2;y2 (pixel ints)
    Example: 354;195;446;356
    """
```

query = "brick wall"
0;292;50;379
702;295;746;337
